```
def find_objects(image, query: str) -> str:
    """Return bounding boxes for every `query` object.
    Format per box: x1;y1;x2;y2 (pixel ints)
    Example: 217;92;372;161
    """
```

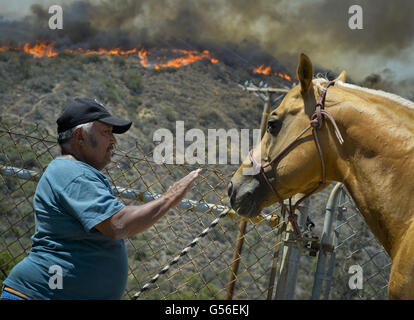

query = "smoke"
1;0;413;98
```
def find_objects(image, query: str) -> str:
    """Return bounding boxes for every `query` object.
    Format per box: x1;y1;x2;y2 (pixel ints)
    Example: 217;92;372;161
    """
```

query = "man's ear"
73;127;86;145
297;53;314;93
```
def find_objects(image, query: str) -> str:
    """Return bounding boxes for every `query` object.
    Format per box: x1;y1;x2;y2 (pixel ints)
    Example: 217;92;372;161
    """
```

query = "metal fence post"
311;182;342;299
274;195;308;300
266;207;286;299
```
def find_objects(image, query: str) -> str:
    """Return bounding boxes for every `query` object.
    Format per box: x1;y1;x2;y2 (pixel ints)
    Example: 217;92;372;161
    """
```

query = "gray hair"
58;122;94;154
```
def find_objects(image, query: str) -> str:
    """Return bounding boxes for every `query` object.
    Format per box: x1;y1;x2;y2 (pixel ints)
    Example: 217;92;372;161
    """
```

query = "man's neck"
59;154;78;161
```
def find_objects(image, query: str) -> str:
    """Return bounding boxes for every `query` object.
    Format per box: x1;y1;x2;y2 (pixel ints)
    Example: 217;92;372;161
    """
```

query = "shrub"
17;52;33;80
124;70;142;94
112;55;126;67
81;54;102;64
104;80;119;103
27;76;54;93
164;106;177;122
126;96;142;118
198;109;223;128
166;273;224;300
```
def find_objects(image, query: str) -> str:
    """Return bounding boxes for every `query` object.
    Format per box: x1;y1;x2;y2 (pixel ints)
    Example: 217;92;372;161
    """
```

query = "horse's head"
228;53;346;218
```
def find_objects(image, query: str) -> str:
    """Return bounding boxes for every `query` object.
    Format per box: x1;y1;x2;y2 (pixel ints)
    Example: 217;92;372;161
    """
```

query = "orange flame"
253;64;272;75
23;41;58;58
153;49;218;69
1;41;294;81
63;47;139;57
137;48;149;67
254;64;292;82
0;45;19;52
1;41;219;69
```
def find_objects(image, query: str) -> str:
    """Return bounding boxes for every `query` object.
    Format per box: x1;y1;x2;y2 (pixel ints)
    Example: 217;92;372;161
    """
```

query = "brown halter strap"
249;80;344;239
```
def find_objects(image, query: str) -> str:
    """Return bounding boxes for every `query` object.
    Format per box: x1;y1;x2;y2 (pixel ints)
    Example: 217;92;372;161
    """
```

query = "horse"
228;53;414;299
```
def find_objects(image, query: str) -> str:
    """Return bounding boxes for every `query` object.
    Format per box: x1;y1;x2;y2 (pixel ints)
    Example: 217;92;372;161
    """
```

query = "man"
1;98;201;300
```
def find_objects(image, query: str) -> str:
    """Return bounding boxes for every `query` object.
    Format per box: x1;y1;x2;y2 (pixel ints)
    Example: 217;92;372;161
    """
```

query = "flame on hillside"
154;49;218;69
253;64;292;81
0;41;291;81
0;41;218;70
24;41;58;58
253;64;271;75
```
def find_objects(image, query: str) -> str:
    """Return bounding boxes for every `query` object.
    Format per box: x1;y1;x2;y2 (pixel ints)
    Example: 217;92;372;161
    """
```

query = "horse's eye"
267;118;282;135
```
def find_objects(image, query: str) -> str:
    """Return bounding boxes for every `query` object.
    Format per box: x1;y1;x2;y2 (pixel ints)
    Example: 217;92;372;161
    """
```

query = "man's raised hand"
164;168;202;207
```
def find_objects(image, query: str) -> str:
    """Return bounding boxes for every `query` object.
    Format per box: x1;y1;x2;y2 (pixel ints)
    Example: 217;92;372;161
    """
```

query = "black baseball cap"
57;98;132;134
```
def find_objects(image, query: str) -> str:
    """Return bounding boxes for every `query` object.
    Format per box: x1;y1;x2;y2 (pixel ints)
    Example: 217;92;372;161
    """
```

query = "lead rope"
131;207;230;300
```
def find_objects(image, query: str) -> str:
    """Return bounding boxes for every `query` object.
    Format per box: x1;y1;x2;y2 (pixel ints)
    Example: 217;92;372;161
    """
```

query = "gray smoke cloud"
1;0;413;98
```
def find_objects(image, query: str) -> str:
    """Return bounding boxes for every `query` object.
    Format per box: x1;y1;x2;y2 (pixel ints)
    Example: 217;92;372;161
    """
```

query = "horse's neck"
332;88;414;258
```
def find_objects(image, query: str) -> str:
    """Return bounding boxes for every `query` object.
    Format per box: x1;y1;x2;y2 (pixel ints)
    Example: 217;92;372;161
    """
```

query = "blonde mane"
313;77;414;110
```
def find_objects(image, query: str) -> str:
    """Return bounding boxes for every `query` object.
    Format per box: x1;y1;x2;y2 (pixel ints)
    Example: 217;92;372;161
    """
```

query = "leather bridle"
249;80;344;239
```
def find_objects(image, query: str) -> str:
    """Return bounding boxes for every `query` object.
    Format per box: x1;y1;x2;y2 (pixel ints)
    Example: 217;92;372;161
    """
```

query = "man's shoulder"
46;157;89;175
42;157;107;188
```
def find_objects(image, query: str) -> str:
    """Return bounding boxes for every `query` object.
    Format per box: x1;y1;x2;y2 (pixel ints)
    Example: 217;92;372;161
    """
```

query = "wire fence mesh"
0;118;286;300
0;118;391;300
327;185;392;300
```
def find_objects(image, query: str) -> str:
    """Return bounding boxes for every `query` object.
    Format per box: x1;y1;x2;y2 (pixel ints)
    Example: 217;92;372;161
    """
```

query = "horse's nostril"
227;181;233;198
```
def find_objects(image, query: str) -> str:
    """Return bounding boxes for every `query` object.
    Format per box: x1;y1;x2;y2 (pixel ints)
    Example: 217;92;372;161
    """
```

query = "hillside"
0;50;273;148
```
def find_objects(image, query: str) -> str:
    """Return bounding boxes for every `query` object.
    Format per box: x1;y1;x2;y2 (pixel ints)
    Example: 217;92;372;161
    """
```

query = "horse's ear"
297;53;314;93
335;70;347;83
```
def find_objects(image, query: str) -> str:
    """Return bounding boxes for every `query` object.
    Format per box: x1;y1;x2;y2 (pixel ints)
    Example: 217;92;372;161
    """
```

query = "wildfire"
253;64;292;82
64;47;138;56
0;41;218;70
137;48;149;67
253;64;271;75
153;49;218;70
0;45;18;52
23;41;58;58
0;40;291;81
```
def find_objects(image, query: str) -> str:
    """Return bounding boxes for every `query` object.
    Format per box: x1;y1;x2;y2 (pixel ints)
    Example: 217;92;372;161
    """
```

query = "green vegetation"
17;53;33;80
166;273;224;300
198;109;225;128
124;70;142;94
104;80;119;103
81;54;103;64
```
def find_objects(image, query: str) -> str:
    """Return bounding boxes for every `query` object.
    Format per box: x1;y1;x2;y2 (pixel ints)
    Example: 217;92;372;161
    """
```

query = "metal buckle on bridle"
249;80;344;241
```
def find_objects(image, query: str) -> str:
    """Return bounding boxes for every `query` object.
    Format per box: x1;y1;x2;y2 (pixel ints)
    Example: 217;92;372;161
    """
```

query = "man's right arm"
95;169;201;239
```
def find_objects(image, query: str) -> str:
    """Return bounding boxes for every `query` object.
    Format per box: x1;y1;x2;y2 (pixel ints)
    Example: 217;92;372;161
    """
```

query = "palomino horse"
228;53;414;299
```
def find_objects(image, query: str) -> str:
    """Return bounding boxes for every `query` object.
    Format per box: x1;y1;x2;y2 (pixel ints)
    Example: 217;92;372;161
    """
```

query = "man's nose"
110;133;117;144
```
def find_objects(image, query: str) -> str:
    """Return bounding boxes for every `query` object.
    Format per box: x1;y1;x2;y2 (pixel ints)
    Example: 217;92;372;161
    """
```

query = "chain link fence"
0;118;391;300
327;185;391;299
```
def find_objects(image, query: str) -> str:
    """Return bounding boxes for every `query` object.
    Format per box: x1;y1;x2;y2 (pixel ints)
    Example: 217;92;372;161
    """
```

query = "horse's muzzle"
228;177;261;218
227;181;233;199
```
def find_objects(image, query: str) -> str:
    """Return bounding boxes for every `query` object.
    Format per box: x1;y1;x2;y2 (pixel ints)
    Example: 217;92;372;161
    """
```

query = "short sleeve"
59;173;125;231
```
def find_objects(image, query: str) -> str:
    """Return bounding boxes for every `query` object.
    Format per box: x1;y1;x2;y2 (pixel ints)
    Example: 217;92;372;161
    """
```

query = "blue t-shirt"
3;157;127;299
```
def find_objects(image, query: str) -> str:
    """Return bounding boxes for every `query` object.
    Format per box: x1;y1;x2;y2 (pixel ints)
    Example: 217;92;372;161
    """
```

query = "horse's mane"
313;76;414;111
